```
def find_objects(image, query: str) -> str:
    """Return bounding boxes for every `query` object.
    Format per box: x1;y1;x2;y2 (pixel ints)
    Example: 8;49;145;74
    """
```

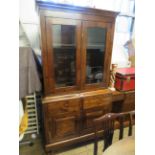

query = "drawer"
83;95;112;110
47;99;80;115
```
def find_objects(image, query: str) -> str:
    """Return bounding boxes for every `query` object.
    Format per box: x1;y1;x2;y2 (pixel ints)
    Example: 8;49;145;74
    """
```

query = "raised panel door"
49;113;80;142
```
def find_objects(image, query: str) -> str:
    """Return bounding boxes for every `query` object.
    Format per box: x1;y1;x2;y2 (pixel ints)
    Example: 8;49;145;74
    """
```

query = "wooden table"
102;136;135;155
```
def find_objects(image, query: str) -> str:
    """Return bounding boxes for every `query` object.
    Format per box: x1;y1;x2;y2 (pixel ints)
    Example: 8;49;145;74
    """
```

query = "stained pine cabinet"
37;0;118;153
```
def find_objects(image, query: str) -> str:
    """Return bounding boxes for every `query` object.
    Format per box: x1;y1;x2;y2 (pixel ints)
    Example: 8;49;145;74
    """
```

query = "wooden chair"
93;111;135;155
119;111;135;139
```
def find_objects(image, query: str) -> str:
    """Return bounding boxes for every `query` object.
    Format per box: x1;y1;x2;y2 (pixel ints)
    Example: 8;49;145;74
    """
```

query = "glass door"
81;21;112;89
46;18;81;93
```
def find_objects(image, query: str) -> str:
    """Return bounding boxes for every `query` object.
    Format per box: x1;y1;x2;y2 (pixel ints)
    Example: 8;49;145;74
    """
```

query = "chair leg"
94;145;98;155
104;136;110;151
103;131;114;151
119;117;124;140
104;139;109;151
128;114;133;136
109;132;114;145
94;136;98;155
47;151;54;155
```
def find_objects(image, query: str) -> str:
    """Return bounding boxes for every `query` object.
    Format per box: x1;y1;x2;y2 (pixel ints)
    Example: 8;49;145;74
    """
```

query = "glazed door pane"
82;21;112;88
46;18;81;92
86;27;106;84
52;25;76;87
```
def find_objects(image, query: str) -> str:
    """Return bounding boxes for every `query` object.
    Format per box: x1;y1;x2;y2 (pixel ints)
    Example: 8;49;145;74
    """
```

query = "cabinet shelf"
53;43;76;47
87;45;105;49
53;44;105;50
87;44;105;49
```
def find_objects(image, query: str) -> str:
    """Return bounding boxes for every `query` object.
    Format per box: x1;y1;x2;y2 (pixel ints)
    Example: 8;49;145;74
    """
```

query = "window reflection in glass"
86;27;106;84
52;25;76;87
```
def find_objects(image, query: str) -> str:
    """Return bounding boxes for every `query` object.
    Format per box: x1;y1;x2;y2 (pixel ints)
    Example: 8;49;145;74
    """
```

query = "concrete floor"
19;127;135;155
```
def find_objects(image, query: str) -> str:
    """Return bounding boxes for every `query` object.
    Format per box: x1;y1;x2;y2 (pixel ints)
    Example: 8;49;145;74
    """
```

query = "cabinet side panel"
42;104;50;144
39;13;50;94
103;20;116;88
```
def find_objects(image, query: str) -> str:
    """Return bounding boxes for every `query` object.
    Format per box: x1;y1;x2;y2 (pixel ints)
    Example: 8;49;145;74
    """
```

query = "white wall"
19;0;41;55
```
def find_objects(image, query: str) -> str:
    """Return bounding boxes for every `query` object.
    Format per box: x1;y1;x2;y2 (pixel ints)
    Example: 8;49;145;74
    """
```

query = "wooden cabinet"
36;1;118;153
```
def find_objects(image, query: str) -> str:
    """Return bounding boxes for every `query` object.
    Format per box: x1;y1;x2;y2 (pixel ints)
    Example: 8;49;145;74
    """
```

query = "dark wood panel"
122;91;135;112
122;102;135;112
112;91;135;113
49;113;80;141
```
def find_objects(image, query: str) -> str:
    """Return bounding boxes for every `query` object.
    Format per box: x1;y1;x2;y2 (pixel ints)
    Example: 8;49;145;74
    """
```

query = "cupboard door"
46;18;81;94
81;21;112;89
48;113;80;142
46;99;81;142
